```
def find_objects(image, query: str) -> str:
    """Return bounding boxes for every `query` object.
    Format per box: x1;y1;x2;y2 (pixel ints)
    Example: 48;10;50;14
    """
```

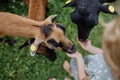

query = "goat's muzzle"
62;45;76;53
67;45;76;53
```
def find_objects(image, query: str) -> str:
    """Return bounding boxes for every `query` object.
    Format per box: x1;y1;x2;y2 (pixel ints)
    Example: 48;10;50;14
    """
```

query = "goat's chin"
63;49;76;54
67;51;76;54
78;38;87;42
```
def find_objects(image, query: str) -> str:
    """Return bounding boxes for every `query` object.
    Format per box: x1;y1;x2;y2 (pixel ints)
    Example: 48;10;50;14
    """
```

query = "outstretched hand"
77;39;93;51
66;51;82;59
78;39;103;54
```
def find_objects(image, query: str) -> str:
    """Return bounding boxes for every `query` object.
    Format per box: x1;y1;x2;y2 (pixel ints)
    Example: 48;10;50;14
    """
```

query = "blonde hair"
103;16;120;70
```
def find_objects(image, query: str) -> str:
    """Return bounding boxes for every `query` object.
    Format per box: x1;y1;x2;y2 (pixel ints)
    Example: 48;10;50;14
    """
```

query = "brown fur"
0;12;76;56
102;16;120;80
103;16;120;69
23;0;76;59
0;12;44;39
24;0;57;60
24;0;47;21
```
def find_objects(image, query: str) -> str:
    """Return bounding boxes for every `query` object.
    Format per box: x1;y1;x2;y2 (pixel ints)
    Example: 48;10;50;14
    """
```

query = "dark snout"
78;26;92;42
78;30;91;42
79;38;87;42
78;30;90;42
67;45;76;53
61;43;76;53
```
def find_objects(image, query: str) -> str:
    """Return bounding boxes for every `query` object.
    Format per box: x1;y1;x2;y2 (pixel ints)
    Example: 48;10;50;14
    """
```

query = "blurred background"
0;0;119;80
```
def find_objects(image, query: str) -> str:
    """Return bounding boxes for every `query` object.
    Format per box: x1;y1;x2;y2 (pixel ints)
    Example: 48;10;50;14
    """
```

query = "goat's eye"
59;42;64;48
47;39;59;47
56;23;65;34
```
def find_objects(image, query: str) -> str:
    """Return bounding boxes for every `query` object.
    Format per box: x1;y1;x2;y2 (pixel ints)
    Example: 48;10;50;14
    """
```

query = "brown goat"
23;0;59;61
0;12;76;56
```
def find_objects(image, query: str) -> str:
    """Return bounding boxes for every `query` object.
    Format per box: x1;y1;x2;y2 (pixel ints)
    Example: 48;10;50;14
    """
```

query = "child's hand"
78;39;103;54
66;51;82;59
77;39;93;51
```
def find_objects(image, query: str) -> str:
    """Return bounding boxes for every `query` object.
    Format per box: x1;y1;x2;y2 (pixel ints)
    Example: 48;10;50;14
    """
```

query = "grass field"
0;0;116;80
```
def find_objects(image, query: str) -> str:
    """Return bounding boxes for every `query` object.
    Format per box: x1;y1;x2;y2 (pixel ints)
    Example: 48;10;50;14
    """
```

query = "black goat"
64;0;117;41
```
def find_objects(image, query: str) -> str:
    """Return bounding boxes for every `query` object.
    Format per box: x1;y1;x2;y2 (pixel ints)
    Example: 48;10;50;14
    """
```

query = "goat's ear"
30;40;43;56
104;0;116;3
64;0;76;7
46;15;57;22
99;5;118;15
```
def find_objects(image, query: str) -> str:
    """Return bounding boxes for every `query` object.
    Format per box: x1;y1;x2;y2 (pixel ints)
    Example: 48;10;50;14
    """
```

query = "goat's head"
64;0;117;42
20;15;76;60
30;15;76;57
40;15;76;53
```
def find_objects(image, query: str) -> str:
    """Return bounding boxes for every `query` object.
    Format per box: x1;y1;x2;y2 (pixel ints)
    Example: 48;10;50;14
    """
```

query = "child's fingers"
66;53;73;57
66;51;81;58
77;38;86;46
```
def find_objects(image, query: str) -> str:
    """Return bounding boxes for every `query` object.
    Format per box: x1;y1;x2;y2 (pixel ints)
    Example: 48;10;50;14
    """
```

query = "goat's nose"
68;45;76;53
72;45;76;51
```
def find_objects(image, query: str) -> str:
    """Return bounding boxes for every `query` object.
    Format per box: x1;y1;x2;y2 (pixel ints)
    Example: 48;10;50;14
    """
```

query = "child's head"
103;16;120;80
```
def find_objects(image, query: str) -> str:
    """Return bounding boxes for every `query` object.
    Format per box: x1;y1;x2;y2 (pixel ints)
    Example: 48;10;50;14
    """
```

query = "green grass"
0;0;116;80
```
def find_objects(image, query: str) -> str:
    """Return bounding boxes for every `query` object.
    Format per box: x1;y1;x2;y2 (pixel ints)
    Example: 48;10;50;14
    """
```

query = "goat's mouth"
47;43;76;53
63;49;76;53
78;38;87;42
78;34;88;42
62;45;76;53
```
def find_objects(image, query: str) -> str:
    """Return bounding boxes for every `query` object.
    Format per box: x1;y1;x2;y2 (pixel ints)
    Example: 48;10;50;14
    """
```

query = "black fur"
0;36;16;46
42;24;53;38
37;44;57;61
34;24;53;38
19;38;35;49
56;23;65;34
47;39;59;47
64;0;117;41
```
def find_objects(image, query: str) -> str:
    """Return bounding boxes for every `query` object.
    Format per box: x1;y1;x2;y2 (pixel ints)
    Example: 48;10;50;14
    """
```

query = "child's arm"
78;39;103;54
67;52;87;80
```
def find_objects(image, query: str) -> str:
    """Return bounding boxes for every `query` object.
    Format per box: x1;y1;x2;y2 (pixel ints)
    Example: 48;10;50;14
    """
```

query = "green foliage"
0;0;28;15
0;0;116;80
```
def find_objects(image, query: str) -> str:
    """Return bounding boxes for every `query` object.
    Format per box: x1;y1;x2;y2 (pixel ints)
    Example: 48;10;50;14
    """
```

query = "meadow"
0;0;116;80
